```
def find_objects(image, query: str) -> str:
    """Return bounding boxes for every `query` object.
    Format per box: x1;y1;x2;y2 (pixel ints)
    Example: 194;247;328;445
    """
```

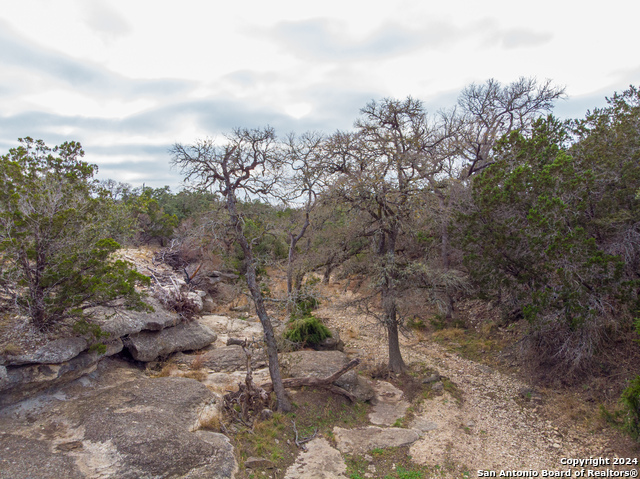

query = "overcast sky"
1;0;638;189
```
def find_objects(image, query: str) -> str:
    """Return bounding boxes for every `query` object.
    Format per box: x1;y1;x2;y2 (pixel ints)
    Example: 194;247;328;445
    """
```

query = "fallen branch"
261;358;361;402
292;420;317;450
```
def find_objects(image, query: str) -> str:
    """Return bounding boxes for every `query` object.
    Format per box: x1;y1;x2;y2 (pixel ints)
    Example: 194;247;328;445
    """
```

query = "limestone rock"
3;337;89;366
124;320;217;362
176;345;266;372
312;329;344;352
280;350;375;402
0;372;236;479
199;314;264;345
284;438;347;479
369;380;410;426
93;297;181;338
0;339;123;407
333;426;420;455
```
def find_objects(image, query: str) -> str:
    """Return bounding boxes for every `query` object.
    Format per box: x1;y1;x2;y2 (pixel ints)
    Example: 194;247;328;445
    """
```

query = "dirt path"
313;286;635;475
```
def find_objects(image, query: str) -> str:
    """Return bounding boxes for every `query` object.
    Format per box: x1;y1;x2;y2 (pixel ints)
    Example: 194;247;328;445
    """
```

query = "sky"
1;0;638;190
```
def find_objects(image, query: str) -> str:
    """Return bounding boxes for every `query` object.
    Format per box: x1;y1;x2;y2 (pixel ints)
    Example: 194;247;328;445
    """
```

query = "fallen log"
260;358;361;402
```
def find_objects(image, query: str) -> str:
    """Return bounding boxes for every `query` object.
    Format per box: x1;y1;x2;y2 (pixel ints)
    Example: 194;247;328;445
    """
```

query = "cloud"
0;20;193;97
270;18;456;61
82;1;132;42
480;23;553;50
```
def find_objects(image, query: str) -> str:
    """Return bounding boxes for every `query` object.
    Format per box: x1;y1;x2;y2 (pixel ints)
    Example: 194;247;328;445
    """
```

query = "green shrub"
620;375;640;441
284;315;331;346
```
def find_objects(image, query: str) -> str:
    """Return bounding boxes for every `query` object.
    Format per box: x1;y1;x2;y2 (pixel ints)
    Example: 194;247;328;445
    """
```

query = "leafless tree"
457;77;566;178
326;97;452;372
170;127;291;412
283;131;329;298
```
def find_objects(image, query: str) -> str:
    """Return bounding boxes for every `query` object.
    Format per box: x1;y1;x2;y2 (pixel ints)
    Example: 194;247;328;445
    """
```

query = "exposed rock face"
93;297;182;338
280;350;375;402
124;321;217;362
0;340;123;407
2;337;89;366
199;314;264;346
284;438;347;479
174;345;267;372
0;359;237;479
333;426;420;455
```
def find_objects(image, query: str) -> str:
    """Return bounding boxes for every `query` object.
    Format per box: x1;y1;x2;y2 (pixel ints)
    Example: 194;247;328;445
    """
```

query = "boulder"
0;339;123;407
3;336;89;366
175;345;266;372
280;350;375;402
124;321;217;362
92;297;182;338
311;329;344;352
369;380;410;426
0;370;237;478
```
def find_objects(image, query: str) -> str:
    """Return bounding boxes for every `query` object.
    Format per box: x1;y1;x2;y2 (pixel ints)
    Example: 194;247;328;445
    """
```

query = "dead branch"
260;358;361;402
223;338;269;423
292;420;317;450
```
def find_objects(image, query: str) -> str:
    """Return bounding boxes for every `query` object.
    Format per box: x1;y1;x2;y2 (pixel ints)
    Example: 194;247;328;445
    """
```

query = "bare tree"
170;127;291;412
326;97;451;372
283;131;328;298
457;77;565;178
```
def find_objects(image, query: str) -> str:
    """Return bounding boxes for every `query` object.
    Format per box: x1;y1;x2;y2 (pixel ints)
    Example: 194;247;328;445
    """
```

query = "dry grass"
431;327;466;342
154;364;178;377
181;370;208;381
191;352;207;370
198;413;222;432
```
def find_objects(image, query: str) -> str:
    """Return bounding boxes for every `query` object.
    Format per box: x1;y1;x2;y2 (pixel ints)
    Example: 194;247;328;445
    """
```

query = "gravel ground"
312;281;638;477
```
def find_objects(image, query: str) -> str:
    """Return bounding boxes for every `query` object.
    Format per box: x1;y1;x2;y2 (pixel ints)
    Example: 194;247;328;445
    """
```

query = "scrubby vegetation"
1;79;639;439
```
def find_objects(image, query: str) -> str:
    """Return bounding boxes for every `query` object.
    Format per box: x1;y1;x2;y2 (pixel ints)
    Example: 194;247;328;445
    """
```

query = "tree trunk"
437;193;454;319
381;229;406;373
227;195;291;412
383;288;406;373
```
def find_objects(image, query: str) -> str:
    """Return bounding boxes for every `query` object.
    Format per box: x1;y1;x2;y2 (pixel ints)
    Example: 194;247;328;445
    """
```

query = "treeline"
1;79;639;421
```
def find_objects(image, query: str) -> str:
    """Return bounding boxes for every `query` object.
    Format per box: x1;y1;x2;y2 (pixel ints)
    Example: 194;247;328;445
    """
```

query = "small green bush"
620;375;640;441
284;315;331;346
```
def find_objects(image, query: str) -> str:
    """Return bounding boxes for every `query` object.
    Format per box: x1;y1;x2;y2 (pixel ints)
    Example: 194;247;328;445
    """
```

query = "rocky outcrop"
92;297;182;337
0;359;236;479
0;340;123;407
0;299;219;406
174;345;266;372
280;350;375;402
2;337;89;366
124;321;217;362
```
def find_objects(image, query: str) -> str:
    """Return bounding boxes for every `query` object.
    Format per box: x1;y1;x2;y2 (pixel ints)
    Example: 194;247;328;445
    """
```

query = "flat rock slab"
284;438;348;479
369;380;410;426
124;320;217;362
0;340;123;407
199;315;264;345
175;345;266;373
0;362;237;479
333;426;420;455
3;337;89;366
280;350;375;402
93;297;182;338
